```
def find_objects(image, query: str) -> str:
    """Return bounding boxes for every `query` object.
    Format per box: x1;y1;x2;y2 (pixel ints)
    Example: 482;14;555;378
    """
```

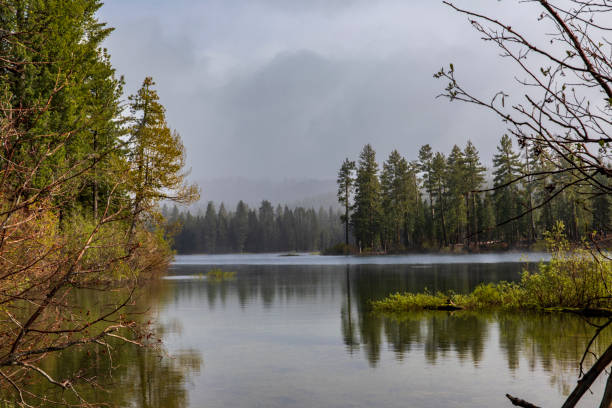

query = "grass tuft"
206;268;236;282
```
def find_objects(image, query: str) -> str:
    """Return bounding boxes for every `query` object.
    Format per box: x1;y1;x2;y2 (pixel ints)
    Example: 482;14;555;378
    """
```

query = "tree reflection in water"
341;266;610;394
18;261;608;406
3;279;203;408
194;262;608;398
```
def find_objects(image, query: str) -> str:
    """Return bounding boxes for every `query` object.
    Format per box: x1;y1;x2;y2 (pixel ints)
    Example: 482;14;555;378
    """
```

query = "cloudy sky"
98;0;542;197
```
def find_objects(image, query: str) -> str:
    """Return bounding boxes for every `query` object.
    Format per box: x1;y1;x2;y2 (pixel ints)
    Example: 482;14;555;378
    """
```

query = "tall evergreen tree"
337;158;356;245
259;200;275;250
380;150;412;250
232;201;250;252
431;152;449;247
352;144;382;250
445;145;467;245
203;202;217;253
127;77;198;235
492;135;524;245
418;144;436;244
463;141;486;247
3;0;125;218
217;203;229;252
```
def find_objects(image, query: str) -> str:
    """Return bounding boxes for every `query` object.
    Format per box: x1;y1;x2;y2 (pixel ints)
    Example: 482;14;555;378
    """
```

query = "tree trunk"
92;131;98;220
473;193;479;249
345;184;350;245
465;192;470;249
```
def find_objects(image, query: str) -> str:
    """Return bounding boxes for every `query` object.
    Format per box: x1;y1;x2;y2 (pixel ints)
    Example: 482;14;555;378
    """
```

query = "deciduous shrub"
373;222;612;313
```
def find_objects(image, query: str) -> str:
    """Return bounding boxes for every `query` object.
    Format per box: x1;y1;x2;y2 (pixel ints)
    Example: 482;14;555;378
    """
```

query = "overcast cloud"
98;0;545;201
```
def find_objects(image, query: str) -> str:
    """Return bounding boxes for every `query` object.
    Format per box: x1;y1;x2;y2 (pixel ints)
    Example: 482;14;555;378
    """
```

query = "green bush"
373;222;612;313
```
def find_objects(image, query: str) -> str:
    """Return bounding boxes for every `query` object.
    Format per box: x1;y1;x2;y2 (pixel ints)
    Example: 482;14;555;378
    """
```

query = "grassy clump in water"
206;268;236;282
373;222;612;314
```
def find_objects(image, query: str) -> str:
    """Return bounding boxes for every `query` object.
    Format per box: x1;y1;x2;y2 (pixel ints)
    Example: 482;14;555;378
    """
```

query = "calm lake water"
36;253;609;407
142;252;604;408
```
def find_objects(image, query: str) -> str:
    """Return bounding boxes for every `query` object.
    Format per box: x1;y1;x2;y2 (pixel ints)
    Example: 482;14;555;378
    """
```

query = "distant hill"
193;177;339;210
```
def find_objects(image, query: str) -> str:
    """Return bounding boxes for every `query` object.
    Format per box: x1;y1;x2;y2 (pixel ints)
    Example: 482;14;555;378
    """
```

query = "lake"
33;253;609;407
148;253;604;408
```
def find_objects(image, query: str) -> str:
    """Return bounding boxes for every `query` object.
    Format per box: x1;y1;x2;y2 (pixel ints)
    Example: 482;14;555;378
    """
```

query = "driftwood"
506;394;541;408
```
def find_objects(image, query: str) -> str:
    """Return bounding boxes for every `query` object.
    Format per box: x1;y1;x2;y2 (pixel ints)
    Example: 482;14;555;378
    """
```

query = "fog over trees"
167;202;344;253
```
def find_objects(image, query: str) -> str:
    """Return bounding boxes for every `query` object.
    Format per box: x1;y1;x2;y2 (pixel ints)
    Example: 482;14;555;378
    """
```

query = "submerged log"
424;305;463;311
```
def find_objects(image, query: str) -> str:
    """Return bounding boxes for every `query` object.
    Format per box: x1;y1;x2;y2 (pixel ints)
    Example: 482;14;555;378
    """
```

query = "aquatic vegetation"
373;223;612;314
206;268;236;281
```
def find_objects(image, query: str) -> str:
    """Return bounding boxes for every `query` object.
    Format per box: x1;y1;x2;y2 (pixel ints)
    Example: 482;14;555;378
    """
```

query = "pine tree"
431;152;449;247
127;77;199;235
408;159;426;248
3;0;124;217
463;141;486;247
337;158;356;245
217;203;229;252
381;150;412;250
203;202;217;253
445;145;466;245
259;200;275;251
232;201;249;252
418;144;436;244
492;134;524;245
352;144;382;251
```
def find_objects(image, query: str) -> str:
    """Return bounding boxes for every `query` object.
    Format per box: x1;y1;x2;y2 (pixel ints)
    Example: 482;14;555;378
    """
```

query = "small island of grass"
372;224;612;316
206;268;236;281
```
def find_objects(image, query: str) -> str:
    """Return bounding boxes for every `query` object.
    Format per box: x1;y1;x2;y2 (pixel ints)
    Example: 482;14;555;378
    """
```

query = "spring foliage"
373;222;612;313
0;1;198;405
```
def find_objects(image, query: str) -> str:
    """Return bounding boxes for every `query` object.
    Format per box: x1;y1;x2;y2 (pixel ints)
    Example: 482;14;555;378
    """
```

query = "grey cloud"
191;48;507;180
97;0;535;204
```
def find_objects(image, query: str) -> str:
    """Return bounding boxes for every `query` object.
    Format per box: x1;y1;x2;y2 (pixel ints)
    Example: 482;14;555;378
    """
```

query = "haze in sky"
98;0;543;202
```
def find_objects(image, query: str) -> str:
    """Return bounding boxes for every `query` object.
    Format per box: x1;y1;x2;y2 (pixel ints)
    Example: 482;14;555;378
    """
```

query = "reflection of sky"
158;259;604;408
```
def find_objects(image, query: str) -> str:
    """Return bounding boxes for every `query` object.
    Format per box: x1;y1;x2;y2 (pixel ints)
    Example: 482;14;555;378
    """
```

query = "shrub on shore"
373;222;612;313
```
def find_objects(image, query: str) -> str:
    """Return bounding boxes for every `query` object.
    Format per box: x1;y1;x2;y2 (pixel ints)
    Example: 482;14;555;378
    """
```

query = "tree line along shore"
170;137;609;255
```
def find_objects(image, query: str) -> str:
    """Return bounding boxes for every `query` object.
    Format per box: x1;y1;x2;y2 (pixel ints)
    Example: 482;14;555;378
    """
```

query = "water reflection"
168;261;608;407
22;259;607;408
9;280;204;408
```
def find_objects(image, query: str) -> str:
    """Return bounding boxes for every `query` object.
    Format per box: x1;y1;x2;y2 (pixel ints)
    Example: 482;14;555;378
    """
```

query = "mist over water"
172;252;550;266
